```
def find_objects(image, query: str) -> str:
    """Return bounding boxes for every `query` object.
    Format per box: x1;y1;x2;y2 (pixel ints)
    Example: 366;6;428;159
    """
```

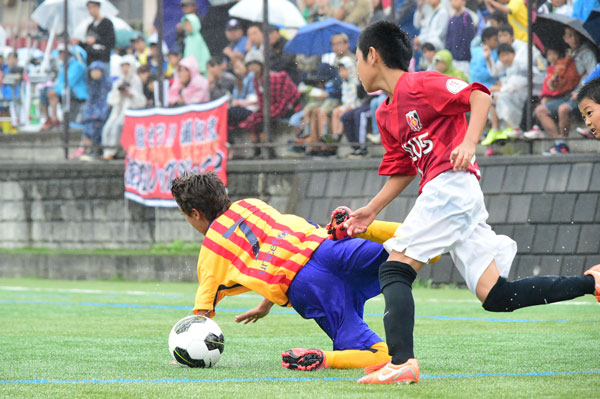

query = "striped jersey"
193;198;328;314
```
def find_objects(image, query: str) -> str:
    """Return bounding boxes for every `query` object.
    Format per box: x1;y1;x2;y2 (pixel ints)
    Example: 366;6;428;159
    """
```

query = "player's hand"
345;206;376;237
450;141;477;171
235;299;273;324
326;206;352;240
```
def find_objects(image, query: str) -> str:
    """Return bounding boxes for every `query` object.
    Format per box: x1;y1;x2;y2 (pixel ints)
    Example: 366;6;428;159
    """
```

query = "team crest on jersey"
446;78;468;94
405;110;422;132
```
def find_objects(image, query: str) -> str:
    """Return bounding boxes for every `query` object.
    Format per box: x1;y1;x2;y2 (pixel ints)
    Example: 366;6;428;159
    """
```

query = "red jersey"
376;71;489;194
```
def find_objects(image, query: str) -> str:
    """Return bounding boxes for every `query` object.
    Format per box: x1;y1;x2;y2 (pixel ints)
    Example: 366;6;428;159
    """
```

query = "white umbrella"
73;16;132;42
31;0;118;36
228;0;306;28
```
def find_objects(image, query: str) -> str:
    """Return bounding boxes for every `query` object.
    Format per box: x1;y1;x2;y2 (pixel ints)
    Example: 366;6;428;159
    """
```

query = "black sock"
483;275;595;312
379;261;417;365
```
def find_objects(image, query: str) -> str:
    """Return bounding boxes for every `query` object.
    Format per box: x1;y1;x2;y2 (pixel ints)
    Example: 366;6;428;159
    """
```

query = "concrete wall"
1;154;599;284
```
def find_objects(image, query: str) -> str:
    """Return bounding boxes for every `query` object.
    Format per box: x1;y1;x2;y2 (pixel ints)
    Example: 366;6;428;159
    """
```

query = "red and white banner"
121;96;228;207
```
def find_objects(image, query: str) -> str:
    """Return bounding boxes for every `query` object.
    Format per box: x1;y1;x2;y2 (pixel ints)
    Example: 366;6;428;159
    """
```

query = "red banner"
121;96;228;207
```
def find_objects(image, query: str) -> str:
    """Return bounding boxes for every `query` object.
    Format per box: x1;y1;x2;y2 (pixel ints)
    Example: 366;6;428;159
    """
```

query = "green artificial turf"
0;277;598;399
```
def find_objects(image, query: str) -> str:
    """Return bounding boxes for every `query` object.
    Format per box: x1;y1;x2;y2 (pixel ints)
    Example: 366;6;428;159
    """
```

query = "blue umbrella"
284;18;361;56
584;8;600;46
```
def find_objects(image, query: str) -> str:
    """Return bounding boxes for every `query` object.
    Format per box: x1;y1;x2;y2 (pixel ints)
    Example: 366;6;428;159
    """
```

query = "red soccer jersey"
376;71;490;194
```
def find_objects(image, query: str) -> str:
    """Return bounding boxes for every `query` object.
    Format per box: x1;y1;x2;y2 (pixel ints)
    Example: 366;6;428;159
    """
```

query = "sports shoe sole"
281;349;325;371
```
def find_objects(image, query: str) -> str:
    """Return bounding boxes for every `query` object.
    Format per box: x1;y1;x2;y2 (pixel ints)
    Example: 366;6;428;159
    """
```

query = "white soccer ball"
168;315;225;368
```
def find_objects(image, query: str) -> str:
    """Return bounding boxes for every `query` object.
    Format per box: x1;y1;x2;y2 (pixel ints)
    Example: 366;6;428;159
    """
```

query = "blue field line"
0;299;578;323
2;370;599;385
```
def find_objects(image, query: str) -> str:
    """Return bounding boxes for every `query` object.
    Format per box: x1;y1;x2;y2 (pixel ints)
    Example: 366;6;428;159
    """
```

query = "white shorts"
383;171;517;293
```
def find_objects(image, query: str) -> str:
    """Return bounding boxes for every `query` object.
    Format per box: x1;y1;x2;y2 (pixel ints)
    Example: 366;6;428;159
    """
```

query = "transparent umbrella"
228;0;306;28
31;0;118;36
73;16;132;43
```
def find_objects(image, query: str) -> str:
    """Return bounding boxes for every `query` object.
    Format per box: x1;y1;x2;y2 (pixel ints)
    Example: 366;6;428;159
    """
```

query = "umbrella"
284;18;361;56
584;8;600;45
532;13;598;51
228;0;306;28
73;16;132;43
31;0;118;36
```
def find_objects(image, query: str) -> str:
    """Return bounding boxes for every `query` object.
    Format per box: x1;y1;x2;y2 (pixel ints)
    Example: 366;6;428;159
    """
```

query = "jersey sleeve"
192;246;250;315
377;117;418;176
357;220;401;243
420;73;490;116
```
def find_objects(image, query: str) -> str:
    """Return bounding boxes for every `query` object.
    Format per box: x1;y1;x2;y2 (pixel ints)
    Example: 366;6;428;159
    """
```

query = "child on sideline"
323;56;360;144
539;44;580;105
577;78;600;139
483;43;528;143
445;0;475;78
345;21;600;385
170;172;440;371
75;61;112;160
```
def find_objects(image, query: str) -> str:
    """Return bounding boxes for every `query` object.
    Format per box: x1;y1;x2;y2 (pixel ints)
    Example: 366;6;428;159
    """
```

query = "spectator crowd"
0;0;599;159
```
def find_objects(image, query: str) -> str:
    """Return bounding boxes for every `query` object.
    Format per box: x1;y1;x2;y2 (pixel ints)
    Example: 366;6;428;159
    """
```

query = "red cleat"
281;348;327;371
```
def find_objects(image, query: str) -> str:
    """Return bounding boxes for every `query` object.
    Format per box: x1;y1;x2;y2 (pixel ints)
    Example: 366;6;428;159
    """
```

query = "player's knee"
379;261;417;290
482;277;515;312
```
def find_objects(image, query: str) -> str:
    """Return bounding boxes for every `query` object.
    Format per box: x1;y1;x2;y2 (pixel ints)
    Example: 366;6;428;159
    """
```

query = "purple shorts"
287;238;388;351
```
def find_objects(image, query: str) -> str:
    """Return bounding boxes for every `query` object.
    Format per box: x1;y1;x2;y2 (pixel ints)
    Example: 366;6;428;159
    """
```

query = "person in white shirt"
413;0;449;51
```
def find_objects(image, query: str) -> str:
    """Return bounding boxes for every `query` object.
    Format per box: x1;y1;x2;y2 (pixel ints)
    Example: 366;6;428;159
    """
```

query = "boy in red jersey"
345;21;600;385
171;173;441;371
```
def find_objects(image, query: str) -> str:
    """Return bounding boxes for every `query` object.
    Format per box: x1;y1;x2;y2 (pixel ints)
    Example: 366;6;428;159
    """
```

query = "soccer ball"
168;315;225;368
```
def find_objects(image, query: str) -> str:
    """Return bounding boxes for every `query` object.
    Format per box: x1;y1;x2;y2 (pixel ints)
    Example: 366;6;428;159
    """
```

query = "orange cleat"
357;358;419;385
584;264;600;302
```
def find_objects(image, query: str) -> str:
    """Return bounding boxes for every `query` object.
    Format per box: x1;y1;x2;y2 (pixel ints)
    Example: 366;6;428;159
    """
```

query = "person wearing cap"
101;54;146;160
240;50;302;159
223;19;248;67
81;1;115;71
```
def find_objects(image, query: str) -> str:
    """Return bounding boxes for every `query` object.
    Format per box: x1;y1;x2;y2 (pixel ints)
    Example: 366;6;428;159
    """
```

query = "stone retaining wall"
1;154;599;285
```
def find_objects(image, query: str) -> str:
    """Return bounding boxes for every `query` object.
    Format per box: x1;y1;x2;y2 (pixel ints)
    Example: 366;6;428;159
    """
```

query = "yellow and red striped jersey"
193;198;328;314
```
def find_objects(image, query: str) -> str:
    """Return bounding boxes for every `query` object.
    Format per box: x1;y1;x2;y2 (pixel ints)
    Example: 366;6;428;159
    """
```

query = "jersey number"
402;132;433;162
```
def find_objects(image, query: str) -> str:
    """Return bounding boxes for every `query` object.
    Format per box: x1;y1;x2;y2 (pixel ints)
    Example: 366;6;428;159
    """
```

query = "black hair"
497;43;515;55
481;27;499;42
498;24;514;37
137;64;151;74
358;20;412;71
545;42;566;58
577;78;600;105
490;10;508;24
207;56;222;67
170;172;231;221
421;42;435;52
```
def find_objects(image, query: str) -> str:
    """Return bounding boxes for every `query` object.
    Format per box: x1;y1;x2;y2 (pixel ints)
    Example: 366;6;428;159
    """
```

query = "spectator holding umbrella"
81;0;115;73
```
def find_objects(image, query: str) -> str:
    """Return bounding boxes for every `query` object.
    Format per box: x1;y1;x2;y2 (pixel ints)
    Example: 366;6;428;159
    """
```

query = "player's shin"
482;275;596;312
379;261;417;365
